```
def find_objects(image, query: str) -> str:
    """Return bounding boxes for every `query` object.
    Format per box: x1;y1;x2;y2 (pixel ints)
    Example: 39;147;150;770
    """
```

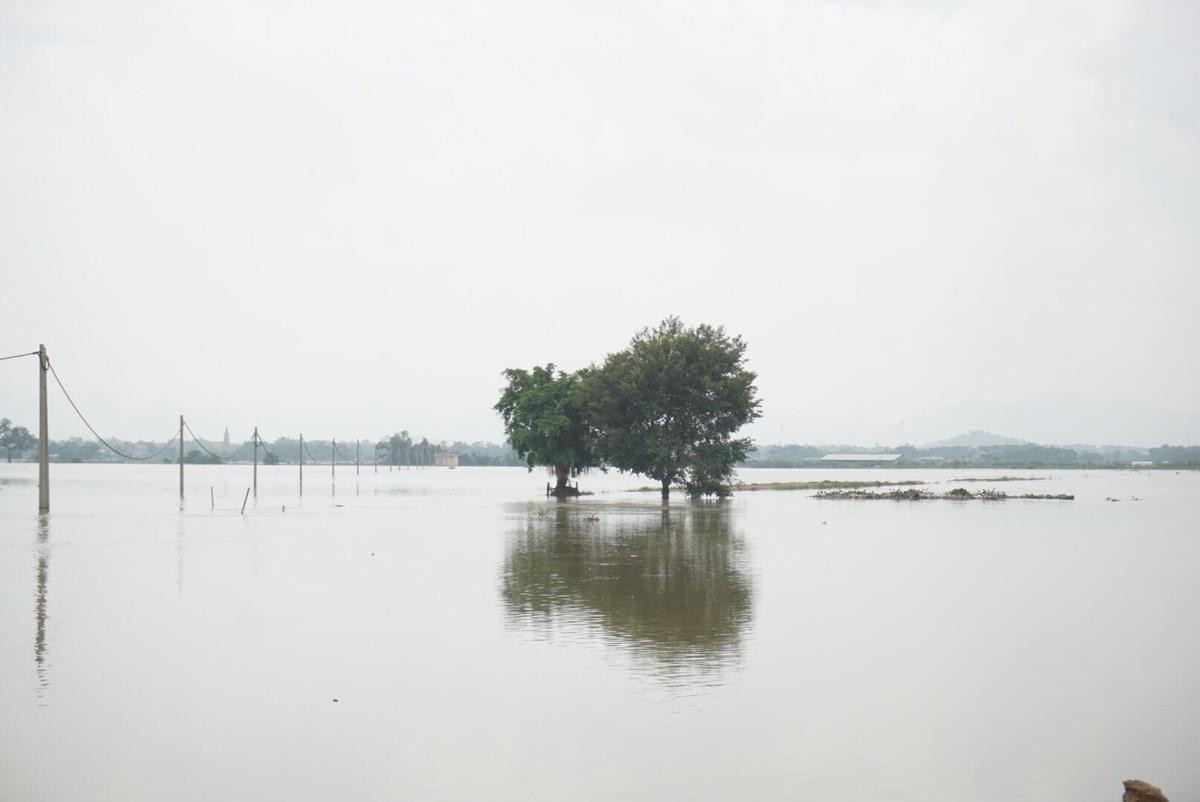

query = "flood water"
2;464;1198;801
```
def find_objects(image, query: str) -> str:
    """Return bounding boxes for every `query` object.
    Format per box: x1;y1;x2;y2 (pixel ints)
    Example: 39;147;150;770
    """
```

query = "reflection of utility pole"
35;516;49;696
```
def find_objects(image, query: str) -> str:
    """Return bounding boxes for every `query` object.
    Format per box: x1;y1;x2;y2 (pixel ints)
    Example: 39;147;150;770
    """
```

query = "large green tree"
495;364;596;495
584;318;760;499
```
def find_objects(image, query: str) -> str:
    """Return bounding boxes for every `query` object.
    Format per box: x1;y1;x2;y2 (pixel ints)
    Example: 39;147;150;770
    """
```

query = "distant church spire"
223;426;230;445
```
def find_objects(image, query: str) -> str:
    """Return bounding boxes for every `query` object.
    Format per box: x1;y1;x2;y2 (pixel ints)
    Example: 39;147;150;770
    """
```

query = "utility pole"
253;425;258;498
38;344;49;513
299;433;304;496
179;414;185;502
331;438;336;478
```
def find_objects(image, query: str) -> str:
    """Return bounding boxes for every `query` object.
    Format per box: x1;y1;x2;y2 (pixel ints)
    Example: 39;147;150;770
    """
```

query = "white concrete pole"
253;426;258;498
38;344;49;513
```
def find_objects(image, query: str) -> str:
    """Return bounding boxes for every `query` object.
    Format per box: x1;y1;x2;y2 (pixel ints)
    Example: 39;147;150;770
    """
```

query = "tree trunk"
661;477;670;500
554;464;570;492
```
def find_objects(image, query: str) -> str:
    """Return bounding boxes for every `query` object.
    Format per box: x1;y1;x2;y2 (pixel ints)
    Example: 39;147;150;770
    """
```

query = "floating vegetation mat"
816;487;1074;501
732;480;926;491
948;476;1048;482
631;480;926;492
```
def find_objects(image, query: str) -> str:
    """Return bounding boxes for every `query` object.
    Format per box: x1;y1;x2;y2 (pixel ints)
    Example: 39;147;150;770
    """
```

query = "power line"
46;358;180;461
183;422;224;461
252;430;278;462
0;350;39;362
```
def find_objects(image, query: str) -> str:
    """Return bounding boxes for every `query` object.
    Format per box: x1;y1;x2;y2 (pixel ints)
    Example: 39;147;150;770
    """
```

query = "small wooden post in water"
210;486;214;510
252;426;258;498
240;487;250;514
37;344;49;513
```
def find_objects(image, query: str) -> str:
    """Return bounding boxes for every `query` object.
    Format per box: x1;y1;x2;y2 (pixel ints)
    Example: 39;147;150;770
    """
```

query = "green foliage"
494;364;596;487
184;449;223;465
583;318;761;498
0;418;36;462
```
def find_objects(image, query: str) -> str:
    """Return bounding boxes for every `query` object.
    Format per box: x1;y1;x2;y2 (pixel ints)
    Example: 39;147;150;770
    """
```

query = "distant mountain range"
922;430;1029;448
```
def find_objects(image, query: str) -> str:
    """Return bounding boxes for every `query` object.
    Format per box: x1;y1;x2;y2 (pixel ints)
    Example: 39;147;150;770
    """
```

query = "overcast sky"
1;0;1197;447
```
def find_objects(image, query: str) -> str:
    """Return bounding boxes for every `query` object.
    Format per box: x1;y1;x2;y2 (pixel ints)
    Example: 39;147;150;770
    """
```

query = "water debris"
948;476;1048;482
631;479;925;492
735;479;926;491
816;487;1074;501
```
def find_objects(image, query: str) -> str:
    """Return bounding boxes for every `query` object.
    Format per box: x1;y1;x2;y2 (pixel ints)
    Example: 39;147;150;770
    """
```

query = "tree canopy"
494;364;597;494
583;318;760;499
0;418;35;463
495;320;761;499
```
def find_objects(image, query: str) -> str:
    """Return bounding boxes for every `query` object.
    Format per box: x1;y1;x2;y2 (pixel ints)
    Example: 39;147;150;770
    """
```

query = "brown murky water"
2;464;1198;801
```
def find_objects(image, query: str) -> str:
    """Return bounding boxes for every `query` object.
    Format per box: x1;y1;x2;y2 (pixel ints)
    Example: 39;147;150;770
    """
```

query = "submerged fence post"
38;344;49;513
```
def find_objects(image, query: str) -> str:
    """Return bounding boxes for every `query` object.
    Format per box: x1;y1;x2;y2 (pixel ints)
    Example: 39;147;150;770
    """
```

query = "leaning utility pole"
179;414;185;502
38;344;49;513
252;426;259;498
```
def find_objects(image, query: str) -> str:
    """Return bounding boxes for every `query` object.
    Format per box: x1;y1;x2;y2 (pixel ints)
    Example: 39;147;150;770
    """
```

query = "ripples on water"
2;465;1199;801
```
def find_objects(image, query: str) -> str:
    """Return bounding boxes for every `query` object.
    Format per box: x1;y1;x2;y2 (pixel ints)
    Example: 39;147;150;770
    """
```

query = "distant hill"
923;430;1029;448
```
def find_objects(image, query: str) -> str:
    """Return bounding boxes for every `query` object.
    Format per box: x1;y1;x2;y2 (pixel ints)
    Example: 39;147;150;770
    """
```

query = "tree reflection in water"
501;502;753;681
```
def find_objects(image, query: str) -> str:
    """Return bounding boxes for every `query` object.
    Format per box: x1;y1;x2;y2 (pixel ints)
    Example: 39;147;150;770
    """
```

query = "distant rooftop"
821;453;902;462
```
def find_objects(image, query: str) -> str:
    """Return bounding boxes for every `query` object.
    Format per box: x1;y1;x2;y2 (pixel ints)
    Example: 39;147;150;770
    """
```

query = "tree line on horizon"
0;417;529;467
744;442;1200;468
